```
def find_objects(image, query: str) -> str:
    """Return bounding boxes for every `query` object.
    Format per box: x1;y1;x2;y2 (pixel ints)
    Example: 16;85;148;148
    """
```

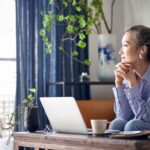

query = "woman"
109;25;150;131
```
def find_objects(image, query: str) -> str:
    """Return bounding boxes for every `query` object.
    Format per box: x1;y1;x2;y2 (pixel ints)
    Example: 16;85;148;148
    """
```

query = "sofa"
77;99;115;128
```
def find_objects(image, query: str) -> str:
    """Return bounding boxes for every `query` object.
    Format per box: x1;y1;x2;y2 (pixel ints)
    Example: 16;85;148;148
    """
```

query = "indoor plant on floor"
0;88;39;144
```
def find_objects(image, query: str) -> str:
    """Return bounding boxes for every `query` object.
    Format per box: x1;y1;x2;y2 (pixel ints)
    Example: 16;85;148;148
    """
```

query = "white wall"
124;0;150;27
89;0;150;99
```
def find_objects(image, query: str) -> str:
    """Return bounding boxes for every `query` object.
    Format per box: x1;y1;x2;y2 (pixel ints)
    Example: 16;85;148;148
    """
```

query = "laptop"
40;97;91;134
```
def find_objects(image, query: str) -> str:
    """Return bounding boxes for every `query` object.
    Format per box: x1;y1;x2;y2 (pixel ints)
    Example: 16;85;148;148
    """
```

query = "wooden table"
13;131;150;150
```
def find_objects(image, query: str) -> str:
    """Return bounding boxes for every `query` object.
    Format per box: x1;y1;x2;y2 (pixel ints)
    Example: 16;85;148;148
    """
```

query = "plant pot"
24;106;40;132
97;34;117;82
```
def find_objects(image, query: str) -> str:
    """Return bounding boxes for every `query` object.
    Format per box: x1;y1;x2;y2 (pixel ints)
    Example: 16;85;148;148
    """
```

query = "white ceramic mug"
90;119;109;134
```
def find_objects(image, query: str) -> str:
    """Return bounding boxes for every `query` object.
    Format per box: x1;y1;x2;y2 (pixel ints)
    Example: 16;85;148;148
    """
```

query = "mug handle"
106;121;111;129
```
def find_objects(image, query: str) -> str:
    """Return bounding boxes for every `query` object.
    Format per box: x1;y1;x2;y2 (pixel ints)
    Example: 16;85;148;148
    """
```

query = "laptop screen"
40;97;88;134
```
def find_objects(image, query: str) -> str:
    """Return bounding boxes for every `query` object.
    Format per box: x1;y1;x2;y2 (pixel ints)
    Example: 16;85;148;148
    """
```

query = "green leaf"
43;37;49;43
63;1;68;7
58;46;64;51
76;6;81;12
79;33;85;40
27;94;32;99
49;0;54;4
46;42;52;50
74;27;79;32
44;40;52;54
57;14;64;22
68;15;76;22
87;20;93;26
79;18;86;28
64;16;69;21
42;11;53;32
29;88;36;93
67;24;74;33
71;50;79;57
77;40;86;49
46;47;52;54
83;59;92;66
72;0;76;6
39;29;46;37
86;28;92;35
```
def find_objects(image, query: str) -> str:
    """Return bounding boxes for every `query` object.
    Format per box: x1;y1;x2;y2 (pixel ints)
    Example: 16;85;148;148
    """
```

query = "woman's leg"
124;119;150;131
108;118;127;131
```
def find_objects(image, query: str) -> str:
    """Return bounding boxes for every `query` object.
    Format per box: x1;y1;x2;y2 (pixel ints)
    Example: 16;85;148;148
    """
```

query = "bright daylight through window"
0;0;16;137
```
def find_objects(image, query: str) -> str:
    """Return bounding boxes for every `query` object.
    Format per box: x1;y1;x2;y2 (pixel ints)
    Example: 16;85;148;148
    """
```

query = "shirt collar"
142;64;150;82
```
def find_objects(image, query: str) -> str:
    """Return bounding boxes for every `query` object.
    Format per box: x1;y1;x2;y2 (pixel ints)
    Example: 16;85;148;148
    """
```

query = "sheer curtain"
15;0;89;131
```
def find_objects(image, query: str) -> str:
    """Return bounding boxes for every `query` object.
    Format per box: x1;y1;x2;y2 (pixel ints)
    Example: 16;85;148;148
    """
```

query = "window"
0;0;16;136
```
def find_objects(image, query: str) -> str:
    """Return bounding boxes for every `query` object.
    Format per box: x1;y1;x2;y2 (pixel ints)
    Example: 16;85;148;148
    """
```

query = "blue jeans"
109;118;150;131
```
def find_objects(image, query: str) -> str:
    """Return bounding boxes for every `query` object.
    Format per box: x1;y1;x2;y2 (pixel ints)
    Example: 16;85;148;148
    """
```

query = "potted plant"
0;88;39;144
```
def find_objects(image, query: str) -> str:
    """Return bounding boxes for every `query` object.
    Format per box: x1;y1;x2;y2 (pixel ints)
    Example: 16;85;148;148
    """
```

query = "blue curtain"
15;0;89;132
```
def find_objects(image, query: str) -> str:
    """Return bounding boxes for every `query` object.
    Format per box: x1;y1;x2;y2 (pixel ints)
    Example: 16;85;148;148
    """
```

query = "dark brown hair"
126;25;150;62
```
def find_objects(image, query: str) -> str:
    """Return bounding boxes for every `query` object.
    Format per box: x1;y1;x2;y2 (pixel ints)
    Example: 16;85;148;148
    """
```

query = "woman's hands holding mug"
114;63;138;88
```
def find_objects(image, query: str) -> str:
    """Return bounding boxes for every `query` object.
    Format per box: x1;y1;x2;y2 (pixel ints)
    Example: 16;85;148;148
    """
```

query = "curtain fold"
15;0;51;131
15;0;89;132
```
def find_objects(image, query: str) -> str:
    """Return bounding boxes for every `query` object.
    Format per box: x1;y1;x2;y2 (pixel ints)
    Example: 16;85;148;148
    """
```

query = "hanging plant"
88;0;115;34
40;0;116;65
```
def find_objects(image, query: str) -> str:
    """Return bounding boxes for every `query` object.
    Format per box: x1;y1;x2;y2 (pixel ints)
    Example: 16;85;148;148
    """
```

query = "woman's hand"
114;63;126;87
114;63;138;87
123;64;137;87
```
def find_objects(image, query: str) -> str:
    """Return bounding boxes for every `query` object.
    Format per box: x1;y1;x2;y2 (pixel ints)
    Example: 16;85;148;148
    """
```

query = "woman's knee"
109;118;127;131
124;119;141;131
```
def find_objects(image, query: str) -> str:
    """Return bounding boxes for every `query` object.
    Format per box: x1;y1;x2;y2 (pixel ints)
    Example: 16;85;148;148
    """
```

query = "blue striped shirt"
112;64;150;123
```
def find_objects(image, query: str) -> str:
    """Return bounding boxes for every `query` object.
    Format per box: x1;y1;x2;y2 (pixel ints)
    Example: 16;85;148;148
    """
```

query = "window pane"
0;61;16;96
0;0;16;137
0;0;16;58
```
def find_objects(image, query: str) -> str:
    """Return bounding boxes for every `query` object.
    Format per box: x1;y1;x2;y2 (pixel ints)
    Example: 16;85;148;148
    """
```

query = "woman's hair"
125;25;150;62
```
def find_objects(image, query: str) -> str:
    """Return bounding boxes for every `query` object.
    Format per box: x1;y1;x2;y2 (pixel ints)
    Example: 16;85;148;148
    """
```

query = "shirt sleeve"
112;85;134;121
125;86;150;122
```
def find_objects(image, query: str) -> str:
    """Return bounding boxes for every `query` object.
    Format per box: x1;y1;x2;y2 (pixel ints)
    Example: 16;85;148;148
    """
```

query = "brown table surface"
13;131;150;150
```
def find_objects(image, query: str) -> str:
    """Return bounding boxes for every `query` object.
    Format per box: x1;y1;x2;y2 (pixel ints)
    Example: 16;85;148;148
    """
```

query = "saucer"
92;132;112;137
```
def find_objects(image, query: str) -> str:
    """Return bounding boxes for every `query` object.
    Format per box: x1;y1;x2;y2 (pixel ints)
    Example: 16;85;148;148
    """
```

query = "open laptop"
40;97;91;134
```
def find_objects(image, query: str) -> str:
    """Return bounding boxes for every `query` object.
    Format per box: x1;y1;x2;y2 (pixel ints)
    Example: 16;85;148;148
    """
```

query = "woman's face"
119;32;140;64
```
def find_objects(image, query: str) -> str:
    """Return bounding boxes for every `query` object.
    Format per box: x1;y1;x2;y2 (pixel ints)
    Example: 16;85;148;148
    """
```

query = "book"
109;130;150;139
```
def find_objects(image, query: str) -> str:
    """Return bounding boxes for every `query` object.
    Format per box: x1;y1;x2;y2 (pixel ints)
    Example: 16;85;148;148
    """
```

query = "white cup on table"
90;119;109;134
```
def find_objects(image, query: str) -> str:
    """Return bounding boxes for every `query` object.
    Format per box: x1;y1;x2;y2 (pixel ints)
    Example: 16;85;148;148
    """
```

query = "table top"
13;131;150;150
